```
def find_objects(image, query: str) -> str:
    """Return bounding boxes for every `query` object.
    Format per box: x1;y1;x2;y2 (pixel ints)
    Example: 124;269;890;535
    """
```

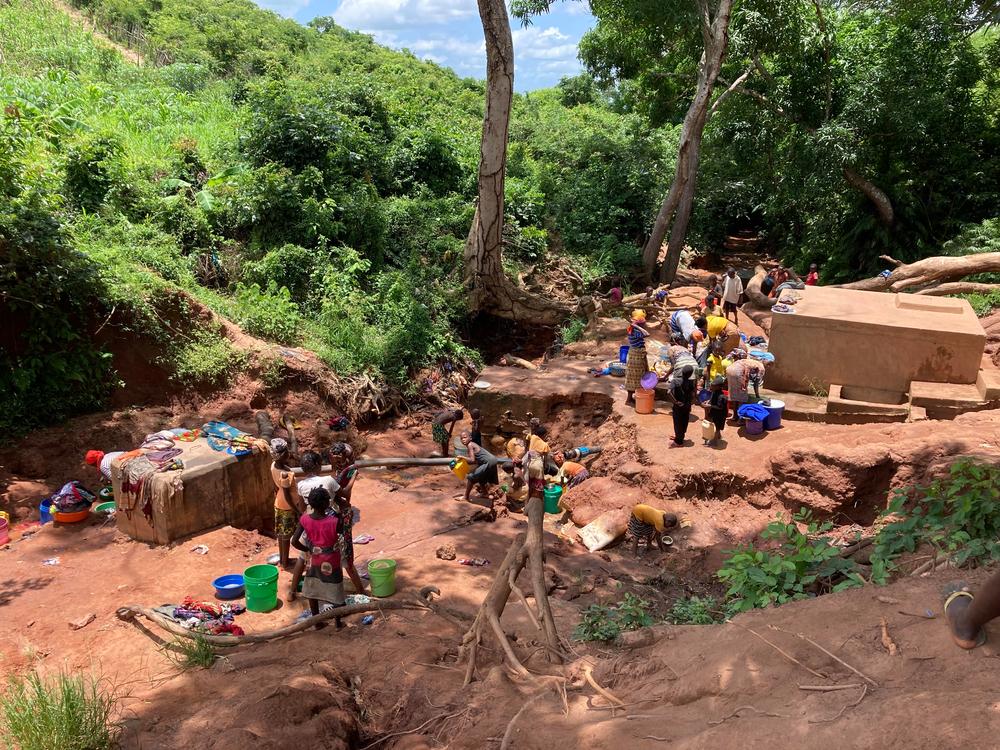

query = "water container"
543;485;563;514
243;564;279;612
368;559;397;597
634;388;655;414
764;399;785;430
619;345;629;363
745;419;765;436
39;498;54;524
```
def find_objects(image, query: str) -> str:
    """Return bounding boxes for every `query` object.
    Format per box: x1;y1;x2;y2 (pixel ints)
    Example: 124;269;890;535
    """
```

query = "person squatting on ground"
668;365;696;447
431;408;464;456
628;503;679;555
944;573;1000;649
552;450;589;489
269;438;304;569
291;487;345;627
624;309;650;407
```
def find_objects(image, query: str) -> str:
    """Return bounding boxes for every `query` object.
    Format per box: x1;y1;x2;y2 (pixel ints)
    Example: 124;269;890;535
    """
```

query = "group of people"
269;438;363;626
622;269;768;448
431;409;593;506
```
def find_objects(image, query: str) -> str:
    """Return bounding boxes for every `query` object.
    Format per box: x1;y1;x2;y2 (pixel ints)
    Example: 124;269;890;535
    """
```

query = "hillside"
0;0;673;433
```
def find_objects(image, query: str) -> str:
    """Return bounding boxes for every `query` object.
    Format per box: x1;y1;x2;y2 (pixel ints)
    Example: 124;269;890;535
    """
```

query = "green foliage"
63;132;126;211
717;510;865;612
573;593;653;641
232;282;301;344
1;670;121;750
559;317;587;344
668;596;734;625
872;460;1000;571
167;328;246;386
161;635;217;670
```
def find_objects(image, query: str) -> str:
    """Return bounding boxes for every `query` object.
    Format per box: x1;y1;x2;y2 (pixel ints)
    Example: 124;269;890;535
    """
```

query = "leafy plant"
718;510;864;612
63;133;126;211
573;593;652;641
668;595;735;625
233;282;301;344
559;317;587;344
168;328;246;386
1;671;121;750
872;460;1000;571
161;635;217;670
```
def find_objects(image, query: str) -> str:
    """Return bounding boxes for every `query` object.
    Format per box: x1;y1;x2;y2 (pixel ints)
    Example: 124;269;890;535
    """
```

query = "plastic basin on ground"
243;564;279;612
94;501;116;515
368;559;397;597
98;486;114;502
764;399;785;430
543;485;563;514
53;508;90;524
213;574;246;600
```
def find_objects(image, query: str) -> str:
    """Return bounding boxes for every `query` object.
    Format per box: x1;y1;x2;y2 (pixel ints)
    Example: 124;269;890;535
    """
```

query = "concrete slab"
767;286;985;393
827;384;910;418
978;369;1000;400
910;380;986;409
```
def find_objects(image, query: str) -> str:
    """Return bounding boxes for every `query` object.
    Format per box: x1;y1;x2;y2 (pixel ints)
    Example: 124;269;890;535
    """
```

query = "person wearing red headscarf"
84;449;124;482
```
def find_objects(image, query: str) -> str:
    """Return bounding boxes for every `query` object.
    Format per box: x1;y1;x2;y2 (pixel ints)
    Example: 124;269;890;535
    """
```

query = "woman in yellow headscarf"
624;309;649;407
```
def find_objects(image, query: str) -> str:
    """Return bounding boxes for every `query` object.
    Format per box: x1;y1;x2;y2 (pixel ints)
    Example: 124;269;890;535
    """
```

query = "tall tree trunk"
465;0;571;326
641;0;734;283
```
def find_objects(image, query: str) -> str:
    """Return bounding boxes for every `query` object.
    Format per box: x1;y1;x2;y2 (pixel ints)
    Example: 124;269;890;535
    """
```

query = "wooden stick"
500;702;530;750
798;684;862;692
487;610;531;680
768;626;878;687
736;624;828;680
808;684;868;724
879;617;899;656
708;705;790;725
909;558;936;577
583;664;625;707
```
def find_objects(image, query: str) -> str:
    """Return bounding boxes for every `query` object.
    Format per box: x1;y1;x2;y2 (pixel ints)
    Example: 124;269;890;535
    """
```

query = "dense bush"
63;133;125;211
232;282;301;344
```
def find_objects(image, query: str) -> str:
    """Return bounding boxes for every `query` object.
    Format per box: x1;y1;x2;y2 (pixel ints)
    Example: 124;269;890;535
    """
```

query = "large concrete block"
767;287;985;394
111;439;272;545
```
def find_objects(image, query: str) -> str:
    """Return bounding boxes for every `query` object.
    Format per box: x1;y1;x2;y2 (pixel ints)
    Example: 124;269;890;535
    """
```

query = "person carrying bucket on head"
291;487;345;628
624;309;650;408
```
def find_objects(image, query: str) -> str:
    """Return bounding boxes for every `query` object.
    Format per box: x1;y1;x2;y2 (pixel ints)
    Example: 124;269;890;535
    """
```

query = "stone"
435;543;456;561
69;613;96;630
616;461;645;479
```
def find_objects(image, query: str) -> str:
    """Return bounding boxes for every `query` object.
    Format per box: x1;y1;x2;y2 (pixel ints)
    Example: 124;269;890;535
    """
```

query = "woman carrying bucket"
624;309;650;408
725;350;766;421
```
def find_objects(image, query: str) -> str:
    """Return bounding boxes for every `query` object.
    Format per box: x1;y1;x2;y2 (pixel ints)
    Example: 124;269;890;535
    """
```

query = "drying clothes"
162;597;247;636
202;421;255;456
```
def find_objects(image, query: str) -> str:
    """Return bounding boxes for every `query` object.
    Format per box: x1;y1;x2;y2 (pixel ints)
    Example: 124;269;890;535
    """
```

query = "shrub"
872;460;1000;571
63;133;126;211
241;242;321;308
168;328;245;386
1;671;121;750
158;63;212;93
573;593;652;641
668;596;735;625
232;282;301;344
559;318;587;344
717;510;865;612
387;128;464;196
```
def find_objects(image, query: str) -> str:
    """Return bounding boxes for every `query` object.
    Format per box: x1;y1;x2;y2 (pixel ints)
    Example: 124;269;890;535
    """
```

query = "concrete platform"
978;369;1000;400
827;384;910;420
111;438;272;545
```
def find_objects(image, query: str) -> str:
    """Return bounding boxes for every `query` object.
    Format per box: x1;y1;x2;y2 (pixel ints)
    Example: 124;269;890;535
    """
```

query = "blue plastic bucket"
39;498;54;524
764;399;785;430
619;345;629;363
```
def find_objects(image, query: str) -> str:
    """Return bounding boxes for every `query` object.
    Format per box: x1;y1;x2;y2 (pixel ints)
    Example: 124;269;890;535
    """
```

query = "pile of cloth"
155;596;246;636
118;432;185;524
50;481;96;513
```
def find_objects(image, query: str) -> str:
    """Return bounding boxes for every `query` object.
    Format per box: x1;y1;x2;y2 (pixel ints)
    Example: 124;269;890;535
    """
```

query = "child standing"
270;438;304;569
431;408;464;457
705;376;728;447
291;488;345;626
470;408;483;446
806;263;820;286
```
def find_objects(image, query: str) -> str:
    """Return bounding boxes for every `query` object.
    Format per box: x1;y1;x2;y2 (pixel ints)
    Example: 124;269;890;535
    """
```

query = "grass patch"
668;595;735;625
573;593;652;641
1;670;122;750
161;635;217;670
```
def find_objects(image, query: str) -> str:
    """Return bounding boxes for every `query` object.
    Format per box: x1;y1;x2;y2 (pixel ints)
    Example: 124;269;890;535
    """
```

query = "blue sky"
253;0;595;90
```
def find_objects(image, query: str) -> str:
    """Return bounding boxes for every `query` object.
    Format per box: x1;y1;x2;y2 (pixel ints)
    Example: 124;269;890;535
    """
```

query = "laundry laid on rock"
747;335;767;346
202;421;256;456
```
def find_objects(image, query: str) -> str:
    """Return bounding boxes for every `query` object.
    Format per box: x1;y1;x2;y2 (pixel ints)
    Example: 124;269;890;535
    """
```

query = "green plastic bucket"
543;485;563;514
368;559;397;597
243;564;279;612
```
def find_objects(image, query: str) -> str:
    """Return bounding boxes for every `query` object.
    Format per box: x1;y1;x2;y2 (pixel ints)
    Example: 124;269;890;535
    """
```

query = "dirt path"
52;0;144;65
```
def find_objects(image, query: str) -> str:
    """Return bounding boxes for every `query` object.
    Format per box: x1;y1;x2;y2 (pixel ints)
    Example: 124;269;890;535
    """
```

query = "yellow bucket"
450;456;471;480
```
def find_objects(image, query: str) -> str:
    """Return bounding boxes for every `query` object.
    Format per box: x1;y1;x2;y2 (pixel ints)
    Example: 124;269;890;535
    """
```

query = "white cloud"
334;0;475;28
512;25;577;61
256;0;314;16
565;0;591;16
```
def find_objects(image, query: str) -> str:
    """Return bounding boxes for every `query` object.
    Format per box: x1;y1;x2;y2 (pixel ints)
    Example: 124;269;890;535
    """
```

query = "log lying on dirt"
835;252;1000;293
913;282;1000;296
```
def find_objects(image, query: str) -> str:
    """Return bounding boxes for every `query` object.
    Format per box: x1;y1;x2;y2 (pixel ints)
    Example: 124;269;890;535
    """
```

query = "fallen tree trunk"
914;282;1000;296
835;253;1000;292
